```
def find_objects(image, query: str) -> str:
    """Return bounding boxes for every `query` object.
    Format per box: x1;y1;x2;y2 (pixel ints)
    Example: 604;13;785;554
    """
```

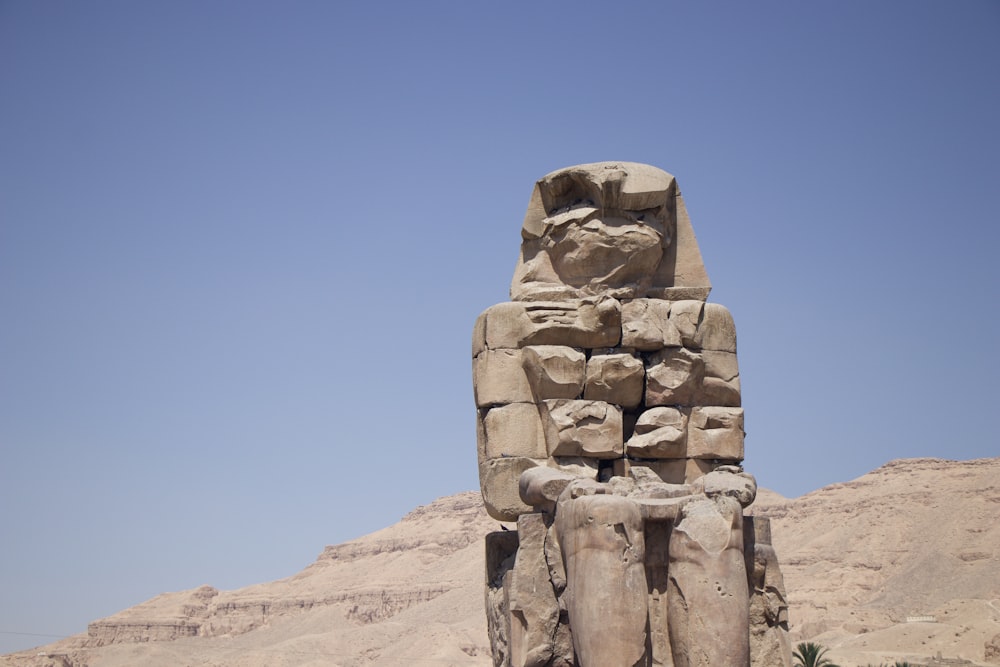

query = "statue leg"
555;493;648;667
667;496;749;667
509;513;561;667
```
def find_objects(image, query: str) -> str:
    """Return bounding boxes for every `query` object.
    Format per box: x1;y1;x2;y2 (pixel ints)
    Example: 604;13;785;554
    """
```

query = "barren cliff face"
4;458;999;667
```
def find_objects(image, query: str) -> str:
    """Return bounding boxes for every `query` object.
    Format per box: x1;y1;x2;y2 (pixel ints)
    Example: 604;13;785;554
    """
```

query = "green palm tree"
792;642;839;667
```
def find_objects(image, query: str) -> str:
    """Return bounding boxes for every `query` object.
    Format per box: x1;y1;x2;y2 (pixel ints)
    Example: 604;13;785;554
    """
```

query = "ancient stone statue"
474;162;790;667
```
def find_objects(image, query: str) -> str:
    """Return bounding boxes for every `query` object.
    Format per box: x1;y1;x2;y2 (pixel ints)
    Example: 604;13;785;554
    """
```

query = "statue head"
511;162;711;301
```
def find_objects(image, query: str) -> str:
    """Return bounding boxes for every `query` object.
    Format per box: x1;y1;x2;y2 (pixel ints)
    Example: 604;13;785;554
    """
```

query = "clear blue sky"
1;0;998;654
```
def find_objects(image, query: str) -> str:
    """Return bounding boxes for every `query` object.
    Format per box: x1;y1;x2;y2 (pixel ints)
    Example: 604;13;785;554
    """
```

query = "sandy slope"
755;457;1000;666
4;458;999;667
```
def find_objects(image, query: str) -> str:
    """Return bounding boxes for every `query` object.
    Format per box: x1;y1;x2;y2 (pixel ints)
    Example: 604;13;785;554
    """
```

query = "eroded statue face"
538;202;668;289
515;162;676;298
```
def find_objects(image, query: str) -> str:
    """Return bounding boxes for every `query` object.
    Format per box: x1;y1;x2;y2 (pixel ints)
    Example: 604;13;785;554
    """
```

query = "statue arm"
518;467;581;512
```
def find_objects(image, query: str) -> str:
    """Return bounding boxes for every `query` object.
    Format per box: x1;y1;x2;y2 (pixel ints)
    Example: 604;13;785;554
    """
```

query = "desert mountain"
756;457;1000;666
3;457;999;667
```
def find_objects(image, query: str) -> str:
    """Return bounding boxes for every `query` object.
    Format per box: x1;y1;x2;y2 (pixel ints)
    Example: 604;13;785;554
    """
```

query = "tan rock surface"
2;492;501;667
754;457;1000;667
5;457;1000;667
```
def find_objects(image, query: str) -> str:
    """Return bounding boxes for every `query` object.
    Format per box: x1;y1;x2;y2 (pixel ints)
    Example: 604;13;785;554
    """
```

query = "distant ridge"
756;457;1000;666
4;458;999;667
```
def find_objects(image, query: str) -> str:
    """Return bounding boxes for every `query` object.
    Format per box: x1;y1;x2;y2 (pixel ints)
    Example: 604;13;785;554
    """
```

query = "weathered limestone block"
541;399;623;458
645;347;740;408
645;348;706;407
473;310;489;358
556;490;648;667
621;299;679;350
614;457;689;485
584;351;644;408
550;456;600;480
694;303;737;353
508;514;561;667
684;458;728;482
481;457;541;521
668;301;703;348
613;456;742;490
617;457;737;486
668;496;750;667
481;404;547;460
701;350;741;407
481;299;621;350
687;407;744;460
521;345;586;400
626;407;687;458
474;349;533;407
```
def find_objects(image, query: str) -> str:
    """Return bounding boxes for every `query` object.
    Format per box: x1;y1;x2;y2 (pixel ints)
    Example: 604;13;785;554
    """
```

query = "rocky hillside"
2;492;499;667
3;458;999;667
757;457;1000;666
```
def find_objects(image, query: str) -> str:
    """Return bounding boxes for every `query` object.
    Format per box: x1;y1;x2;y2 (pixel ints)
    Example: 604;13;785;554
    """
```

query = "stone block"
645;347;705;407
473;349;532;407
472;309;488;358
626;407;687;458
584;351;645;408
541;399;623;458
482;302;528;350
521;345;586;400
480;457;541;522
550;456;600;479
687;407;745;460
683;457;721;482
613;458;688;484
702;349;738;382
483;298;621;349
482;403;547;459
695;303;737;353
476;409;487;461
621;299;679;350
700;350;741;407
668;300;704;347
